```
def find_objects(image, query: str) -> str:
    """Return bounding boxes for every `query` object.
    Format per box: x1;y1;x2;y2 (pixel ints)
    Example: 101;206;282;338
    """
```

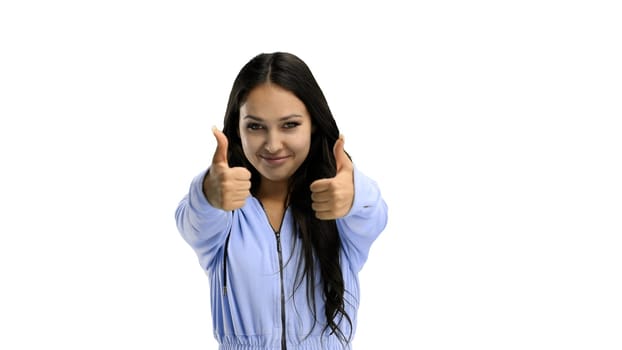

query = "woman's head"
238;83;313;187
222;52;340;190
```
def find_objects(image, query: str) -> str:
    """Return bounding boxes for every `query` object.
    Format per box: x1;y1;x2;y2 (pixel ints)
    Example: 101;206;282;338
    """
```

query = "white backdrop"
1;1;621;349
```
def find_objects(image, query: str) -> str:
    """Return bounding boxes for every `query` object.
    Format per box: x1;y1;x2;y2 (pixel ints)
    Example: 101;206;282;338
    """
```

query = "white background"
1;1;621;349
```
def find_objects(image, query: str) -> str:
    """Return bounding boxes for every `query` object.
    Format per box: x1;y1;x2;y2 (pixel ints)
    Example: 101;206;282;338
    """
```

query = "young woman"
175;52;388;349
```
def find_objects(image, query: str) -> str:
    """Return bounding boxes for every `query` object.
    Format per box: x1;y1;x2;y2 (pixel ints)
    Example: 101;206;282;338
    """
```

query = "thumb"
212;126;229;166
333;134;351;172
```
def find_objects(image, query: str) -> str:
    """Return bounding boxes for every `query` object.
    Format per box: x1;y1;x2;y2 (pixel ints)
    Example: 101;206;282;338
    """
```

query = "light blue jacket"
175;167;388;349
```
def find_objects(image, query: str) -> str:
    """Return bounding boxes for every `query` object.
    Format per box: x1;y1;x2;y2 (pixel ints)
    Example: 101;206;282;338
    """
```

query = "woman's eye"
247;123;263;130
283;122;300;129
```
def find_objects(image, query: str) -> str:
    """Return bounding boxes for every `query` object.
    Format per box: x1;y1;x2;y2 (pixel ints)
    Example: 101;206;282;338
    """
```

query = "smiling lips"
260;154;291;166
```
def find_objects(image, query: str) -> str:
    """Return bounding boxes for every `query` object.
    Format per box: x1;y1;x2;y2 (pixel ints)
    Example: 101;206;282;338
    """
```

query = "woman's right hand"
203;127;251;211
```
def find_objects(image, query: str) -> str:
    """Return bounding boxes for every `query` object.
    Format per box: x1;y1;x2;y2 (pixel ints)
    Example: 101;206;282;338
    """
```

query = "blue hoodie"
175;166;388;350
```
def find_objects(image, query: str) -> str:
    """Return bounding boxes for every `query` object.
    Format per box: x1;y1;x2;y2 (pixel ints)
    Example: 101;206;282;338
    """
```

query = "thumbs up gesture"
203;127;252;211
310;135;354;220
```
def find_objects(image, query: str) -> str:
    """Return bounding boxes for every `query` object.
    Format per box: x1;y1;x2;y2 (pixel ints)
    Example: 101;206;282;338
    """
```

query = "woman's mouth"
260;155;290;166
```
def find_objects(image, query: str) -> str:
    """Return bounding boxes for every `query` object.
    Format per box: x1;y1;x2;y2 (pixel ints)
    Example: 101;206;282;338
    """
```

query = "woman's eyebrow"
242;114;303;121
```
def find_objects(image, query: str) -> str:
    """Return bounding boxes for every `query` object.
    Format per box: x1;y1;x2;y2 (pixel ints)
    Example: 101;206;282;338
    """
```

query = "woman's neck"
257;179;289;231
257;178;289;206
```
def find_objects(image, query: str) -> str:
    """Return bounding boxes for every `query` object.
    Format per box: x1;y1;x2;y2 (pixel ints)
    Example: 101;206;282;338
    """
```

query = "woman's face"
239;83;312;185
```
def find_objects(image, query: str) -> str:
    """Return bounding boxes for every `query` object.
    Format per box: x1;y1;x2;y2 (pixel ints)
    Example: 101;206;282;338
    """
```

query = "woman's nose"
264;131;282;153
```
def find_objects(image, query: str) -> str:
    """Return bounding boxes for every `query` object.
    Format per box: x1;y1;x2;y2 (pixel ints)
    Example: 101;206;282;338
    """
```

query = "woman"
175;52;388;349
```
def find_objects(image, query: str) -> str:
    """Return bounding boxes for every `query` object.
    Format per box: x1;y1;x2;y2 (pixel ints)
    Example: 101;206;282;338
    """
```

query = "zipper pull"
275;231;282;253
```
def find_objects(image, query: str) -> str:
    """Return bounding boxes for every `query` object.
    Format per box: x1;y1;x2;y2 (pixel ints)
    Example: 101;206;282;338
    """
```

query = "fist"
310;135;354;220
203;127;251;211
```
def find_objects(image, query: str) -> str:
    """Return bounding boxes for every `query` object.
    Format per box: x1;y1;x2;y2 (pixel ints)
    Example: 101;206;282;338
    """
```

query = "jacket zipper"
275;230;287;350
257;200;288;350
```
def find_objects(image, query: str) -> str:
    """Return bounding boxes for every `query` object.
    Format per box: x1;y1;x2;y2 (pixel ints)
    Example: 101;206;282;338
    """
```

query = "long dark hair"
221;52;352;344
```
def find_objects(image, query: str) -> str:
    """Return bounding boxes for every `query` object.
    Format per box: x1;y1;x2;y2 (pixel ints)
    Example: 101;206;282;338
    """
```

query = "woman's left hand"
310;135;354;220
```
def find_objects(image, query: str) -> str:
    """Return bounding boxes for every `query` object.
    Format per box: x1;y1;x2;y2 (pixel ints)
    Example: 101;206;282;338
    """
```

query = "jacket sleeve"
336;166;389;273
174;169;232;272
